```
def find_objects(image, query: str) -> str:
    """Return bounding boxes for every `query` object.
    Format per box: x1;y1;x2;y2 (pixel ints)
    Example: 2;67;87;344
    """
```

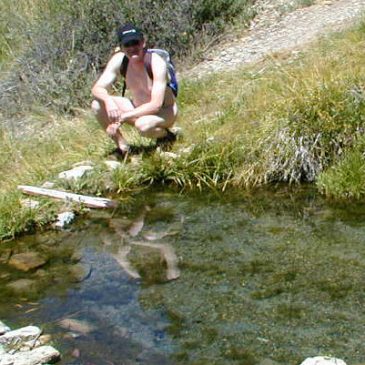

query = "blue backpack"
120;48;178;97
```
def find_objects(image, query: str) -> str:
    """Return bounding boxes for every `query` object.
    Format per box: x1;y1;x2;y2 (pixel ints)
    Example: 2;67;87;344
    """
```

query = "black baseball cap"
117;23;144;46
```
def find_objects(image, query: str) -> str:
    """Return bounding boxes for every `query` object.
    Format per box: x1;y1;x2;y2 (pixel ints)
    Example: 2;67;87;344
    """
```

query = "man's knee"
135;116;156;135
91;99;102;115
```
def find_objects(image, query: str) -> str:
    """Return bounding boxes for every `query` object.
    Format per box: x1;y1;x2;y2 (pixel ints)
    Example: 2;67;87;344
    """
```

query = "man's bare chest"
125;67;152;95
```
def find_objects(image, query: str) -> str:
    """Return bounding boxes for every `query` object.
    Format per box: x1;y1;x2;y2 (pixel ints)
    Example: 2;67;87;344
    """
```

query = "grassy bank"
1;16;365;240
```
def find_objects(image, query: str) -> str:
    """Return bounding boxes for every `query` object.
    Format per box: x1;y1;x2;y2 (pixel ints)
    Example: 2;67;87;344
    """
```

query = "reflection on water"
0;186;364;365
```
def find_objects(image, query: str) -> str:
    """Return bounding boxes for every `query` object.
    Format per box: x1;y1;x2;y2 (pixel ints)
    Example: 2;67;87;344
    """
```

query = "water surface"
0;186;364;365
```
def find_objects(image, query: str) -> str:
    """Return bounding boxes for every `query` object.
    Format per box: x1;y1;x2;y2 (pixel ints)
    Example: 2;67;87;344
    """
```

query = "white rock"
54;211;75;228
58;165;93;180
300;356;347;365
0;345;60;365
0;322;10;336
104;160;122;170
0;326;41;346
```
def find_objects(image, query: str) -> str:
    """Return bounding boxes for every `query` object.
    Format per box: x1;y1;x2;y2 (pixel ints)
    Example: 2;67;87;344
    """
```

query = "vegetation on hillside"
0;0;255;128
1;0;365;240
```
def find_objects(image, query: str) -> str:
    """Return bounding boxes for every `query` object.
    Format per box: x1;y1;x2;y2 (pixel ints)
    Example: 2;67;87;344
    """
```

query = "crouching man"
91;23;178;157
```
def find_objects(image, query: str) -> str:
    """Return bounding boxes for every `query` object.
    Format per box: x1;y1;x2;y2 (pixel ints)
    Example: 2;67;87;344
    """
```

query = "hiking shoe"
111;146;130;160
156;129;177;147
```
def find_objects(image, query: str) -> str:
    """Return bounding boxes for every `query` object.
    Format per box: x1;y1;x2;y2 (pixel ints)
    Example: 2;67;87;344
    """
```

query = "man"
91;23;178;157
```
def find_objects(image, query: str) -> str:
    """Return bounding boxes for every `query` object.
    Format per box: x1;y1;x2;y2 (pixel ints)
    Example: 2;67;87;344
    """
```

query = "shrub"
317;149;365;199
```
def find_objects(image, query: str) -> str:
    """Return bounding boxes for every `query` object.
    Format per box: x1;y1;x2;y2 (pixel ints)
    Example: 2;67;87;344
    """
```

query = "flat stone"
6;279;37;294
0;326;41;346
0;345;60;365
300;357;347;365
8;252;46;272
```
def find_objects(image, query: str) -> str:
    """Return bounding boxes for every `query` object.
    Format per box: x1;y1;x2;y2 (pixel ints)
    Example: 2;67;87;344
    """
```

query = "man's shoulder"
110;50;126;63
105;50;126;72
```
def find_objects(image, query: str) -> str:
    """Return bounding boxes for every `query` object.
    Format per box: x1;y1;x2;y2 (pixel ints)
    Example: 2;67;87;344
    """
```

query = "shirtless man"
91;23;178;157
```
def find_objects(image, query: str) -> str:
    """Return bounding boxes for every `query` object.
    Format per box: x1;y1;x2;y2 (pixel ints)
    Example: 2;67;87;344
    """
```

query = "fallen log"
18;185;118;209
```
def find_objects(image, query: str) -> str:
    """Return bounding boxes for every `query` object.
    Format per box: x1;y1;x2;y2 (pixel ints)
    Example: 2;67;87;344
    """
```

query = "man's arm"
120;53;167;122
92;52;124;123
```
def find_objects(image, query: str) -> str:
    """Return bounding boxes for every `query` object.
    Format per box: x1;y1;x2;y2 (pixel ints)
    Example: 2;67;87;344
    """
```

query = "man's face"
122;39;145;61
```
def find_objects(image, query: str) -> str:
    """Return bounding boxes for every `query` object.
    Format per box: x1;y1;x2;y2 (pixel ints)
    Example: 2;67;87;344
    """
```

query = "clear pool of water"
0;186;364;365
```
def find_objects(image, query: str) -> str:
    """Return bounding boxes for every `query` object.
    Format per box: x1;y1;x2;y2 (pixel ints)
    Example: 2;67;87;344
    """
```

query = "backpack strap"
120;55;129;97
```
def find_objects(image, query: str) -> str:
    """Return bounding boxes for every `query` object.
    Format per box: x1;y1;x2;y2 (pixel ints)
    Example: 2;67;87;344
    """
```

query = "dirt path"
186;0;365;78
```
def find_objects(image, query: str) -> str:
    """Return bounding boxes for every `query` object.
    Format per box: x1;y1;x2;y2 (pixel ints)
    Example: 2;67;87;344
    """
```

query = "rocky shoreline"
0;321;60;365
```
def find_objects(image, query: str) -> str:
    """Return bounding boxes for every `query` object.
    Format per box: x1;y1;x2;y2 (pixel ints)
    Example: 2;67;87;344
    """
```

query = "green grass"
1;16;365;239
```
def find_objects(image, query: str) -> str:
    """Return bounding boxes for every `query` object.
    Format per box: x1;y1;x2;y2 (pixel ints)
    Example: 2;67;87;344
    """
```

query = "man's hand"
106;122;121;137
105;99;121;123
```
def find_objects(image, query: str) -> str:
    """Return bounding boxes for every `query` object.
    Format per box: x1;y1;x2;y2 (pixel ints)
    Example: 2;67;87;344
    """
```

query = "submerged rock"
8;252;46;272
6;279;37;294
0;250;12;264
69;263;92;282
300;356;347;365
58;318;96;335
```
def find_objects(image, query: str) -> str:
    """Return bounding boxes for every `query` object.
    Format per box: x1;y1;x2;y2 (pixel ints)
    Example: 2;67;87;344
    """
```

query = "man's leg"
134;103;178;139
91;97;135;151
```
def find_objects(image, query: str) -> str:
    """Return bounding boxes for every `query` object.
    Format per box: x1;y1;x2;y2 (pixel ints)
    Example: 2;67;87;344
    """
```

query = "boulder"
300;356;347;365
8;252;46;272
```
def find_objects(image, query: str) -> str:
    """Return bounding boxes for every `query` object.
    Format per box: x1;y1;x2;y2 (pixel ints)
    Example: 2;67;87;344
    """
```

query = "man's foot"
111;146;130;159
156;129;177;147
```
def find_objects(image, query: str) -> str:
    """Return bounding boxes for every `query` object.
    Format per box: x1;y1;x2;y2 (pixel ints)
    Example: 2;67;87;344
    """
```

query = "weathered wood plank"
18;185;118;209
